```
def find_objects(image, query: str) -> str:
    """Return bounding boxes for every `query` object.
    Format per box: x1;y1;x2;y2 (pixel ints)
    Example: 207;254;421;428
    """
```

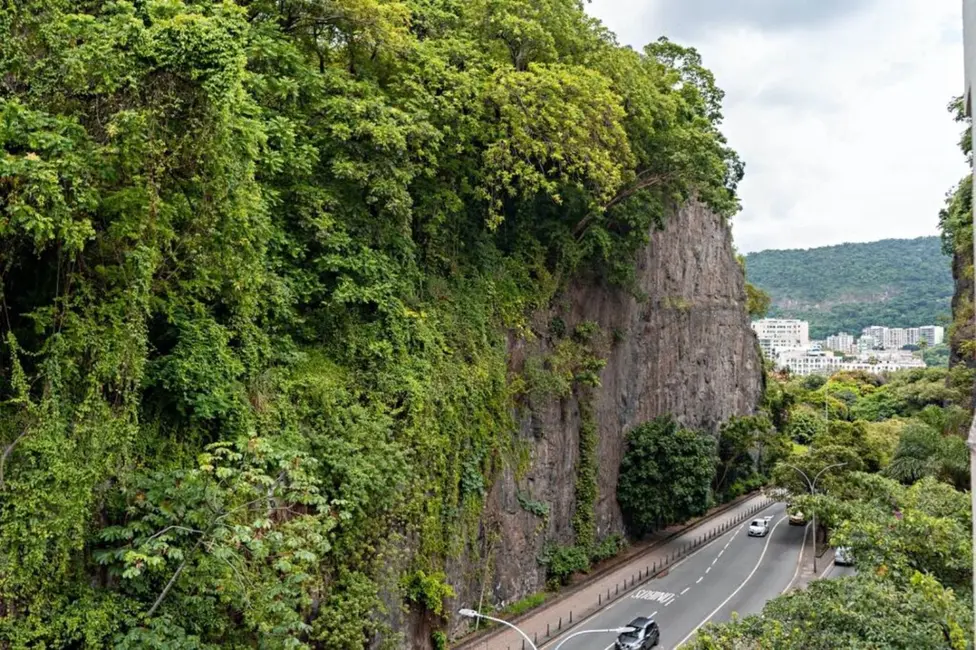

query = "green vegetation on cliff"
0;0;743;646
939;97;976;381
745;237;952;339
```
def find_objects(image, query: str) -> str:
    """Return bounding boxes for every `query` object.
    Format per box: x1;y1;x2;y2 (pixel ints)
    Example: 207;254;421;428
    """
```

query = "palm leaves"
885;420;969;490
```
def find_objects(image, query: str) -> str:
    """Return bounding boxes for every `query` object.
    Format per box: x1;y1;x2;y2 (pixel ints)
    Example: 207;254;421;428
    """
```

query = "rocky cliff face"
445;201;764;636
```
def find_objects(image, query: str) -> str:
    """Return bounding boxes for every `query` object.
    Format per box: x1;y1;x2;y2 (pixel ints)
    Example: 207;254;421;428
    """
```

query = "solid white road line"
781;522;811;594
673;515;789;649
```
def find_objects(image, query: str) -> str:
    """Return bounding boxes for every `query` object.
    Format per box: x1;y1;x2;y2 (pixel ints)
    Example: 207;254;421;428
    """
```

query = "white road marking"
680;587;690;595
630;589;676;604
718;549;724;558
674;514;789;649
705;567;711;574
651;611;658;617
711;558;717;566
782;522;811;594
696;576;703;584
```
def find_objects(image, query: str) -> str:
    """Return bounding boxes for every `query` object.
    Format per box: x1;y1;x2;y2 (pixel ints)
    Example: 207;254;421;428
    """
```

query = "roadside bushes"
617;416;716;537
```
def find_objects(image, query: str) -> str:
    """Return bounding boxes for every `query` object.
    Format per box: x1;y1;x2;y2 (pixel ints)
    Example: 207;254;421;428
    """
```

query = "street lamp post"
783;462;848;573
458;609;537;650
552;627;635;650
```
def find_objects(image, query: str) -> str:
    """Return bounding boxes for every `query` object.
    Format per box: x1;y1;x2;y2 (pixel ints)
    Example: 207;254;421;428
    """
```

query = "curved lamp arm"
813;462;848;490
458;609;537;650
781;463;813;492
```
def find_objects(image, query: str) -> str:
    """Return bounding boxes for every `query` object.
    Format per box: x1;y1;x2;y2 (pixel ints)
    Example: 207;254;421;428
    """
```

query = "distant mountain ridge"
744;236;952;340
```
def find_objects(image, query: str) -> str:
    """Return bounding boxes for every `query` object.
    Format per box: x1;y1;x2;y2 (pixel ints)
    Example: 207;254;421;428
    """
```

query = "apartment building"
919;325;945;346
751;318;809;352
776;348;926;377
884;328;908;350
825;332;856;355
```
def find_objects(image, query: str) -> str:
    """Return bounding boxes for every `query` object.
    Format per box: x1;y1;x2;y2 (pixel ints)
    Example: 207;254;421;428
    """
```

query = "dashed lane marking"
674;514;789;649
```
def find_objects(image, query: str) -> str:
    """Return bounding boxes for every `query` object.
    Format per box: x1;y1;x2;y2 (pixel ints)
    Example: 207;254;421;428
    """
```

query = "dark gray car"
615;616;660;649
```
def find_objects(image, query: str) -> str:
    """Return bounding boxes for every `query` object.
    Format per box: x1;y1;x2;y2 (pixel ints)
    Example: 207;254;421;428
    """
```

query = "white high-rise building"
825;332;856;355
919;326;945;346
884;328;909;350
751;319;809;354
858;334;881;352
906;328;922;345
863;326;887;344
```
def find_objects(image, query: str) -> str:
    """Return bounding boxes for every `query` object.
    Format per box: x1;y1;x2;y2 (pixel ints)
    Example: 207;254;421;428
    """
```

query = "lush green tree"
770;444;864;498
693;572;971;650
923;343;951;368
616;416;716;536
784;406;825;445
886;421;969;490
713;415;788;500
814;420;883;472
864;418;906;468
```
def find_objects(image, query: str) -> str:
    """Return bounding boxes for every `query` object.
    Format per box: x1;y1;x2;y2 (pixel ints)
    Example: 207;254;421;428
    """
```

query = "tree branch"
572;170;674;240
145;525;205;543
0;430;28;491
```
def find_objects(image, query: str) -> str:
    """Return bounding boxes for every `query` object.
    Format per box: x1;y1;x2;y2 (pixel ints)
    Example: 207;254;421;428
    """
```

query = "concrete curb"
453;493;776;650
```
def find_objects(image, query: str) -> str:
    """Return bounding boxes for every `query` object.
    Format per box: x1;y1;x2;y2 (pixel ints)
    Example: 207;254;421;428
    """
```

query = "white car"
834;546;854;566
748;516;773;537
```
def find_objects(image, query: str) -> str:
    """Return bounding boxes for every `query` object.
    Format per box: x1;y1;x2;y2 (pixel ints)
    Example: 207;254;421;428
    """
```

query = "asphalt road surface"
823;562;856;580
546;502;807;650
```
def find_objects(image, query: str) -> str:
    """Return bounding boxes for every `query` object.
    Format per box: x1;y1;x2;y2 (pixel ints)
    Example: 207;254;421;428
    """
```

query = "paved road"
823;562;856;580
545;503;807;650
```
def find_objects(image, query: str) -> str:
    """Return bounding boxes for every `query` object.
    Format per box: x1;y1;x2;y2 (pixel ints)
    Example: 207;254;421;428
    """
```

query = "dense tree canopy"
0;0;744;646
616;416;717;537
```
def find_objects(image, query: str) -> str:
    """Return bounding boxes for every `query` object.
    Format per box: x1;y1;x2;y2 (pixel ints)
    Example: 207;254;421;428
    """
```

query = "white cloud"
587;0;968;252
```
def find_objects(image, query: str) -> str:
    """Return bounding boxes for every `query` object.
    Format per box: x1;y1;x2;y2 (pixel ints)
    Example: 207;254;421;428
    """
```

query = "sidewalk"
786;528;835;592
455;494;776;650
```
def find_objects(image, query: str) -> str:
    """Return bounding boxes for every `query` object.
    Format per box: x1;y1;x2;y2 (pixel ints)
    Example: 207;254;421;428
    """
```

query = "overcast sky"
586;0;968;253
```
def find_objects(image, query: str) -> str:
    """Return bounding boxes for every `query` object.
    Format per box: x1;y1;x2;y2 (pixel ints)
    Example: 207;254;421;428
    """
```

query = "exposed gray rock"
443;201;764;641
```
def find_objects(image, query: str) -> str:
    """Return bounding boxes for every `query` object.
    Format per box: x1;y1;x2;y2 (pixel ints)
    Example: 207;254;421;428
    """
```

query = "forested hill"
744;236;952;339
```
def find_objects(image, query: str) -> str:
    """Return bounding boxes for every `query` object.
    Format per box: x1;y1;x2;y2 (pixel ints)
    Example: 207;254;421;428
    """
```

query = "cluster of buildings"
750;318;941;376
